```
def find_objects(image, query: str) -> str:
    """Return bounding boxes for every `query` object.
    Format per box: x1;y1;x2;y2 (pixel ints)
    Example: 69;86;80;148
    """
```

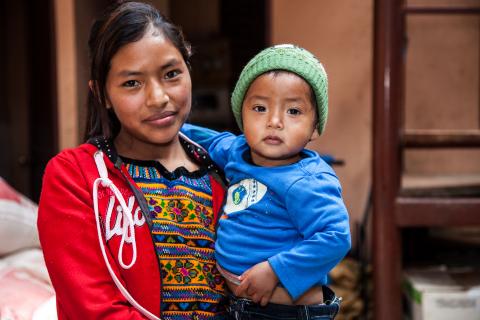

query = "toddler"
183;44;351;320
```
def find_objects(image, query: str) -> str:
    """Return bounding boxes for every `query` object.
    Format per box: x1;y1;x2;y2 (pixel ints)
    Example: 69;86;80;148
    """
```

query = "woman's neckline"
87;134;220;180
120;155;208;180
119;136;209;180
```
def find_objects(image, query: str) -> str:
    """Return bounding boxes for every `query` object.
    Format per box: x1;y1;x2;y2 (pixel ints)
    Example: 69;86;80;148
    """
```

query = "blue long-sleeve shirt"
182;123;351;300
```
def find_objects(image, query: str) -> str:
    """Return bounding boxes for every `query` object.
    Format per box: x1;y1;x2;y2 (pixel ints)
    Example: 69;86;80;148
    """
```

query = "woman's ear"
89;80;112;109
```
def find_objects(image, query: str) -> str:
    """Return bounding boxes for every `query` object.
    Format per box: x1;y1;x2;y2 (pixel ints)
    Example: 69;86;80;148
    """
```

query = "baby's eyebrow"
284;97;305;103
246;95;269;101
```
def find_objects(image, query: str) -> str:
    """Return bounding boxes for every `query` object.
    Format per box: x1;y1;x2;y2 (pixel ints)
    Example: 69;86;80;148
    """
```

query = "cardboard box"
404;267;480;320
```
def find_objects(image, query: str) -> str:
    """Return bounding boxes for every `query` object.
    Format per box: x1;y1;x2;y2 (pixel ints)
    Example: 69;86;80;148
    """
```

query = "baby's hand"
235;261;278;306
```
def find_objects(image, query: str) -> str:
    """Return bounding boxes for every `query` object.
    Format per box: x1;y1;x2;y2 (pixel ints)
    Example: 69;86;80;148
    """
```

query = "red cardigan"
38;137;225;319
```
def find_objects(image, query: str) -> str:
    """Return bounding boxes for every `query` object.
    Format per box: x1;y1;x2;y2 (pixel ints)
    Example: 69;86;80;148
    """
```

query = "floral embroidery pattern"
126;162;226;319
203;264;224;289
172;261;198;284
196;205;212;228
167;200;190;223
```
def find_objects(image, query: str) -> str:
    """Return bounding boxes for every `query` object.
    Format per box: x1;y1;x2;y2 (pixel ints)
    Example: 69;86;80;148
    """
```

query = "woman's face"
105;28;192;153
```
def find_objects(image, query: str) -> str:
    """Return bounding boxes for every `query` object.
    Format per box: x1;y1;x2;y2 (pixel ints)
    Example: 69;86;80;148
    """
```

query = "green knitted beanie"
231;44;328;134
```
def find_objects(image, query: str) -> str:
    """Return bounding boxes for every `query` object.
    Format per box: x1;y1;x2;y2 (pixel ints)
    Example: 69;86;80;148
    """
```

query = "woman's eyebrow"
114;58;181;77
160;58;180;70
116;70;143;77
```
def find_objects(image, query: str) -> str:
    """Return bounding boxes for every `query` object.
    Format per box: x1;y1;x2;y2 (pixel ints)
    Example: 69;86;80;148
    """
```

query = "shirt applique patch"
224;179;267;215
232;185;247;205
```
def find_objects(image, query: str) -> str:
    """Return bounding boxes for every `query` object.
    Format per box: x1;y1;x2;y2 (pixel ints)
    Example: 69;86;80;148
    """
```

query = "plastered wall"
405;0;480;177
271;0;374;240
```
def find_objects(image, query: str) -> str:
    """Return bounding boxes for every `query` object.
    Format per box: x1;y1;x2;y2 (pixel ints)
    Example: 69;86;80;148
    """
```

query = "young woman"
38;2;226;319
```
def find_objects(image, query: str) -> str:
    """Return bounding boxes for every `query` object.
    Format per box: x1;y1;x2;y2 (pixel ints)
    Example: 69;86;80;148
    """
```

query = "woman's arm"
38;154;151;319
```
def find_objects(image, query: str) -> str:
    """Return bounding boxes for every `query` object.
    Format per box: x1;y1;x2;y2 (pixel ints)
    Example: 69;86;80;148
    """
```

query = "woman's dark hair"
84;1;192;140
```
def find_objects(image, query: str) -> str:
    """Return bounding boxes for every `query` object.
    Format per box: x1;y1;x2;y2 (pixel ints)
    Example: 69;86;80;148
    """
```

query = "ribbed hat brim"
231;44;328;134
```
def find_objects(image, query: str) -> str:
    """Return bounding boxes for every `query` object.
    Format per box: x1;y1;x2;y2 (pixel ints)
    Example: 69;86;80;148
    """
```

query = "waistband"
227;285;340;319
217;263;241;285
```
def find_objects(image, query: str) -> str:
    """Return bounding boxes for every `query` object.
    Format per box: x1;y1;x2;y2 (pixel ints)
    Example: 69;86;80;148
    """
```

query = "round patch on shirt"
224;179;268;214
232;185;247;205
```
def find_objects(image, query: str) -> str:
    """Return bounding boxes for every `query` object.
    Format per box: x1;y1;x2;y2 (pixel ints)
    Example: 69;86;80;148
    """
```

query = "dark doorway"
170;0;269;133
0;0;57;202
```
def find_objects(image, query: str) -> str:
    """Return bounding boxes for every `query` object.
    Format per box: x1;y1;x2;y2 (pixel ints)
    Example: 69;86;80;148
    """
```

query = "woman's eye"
165;69;181;79
123;80;140;88
253;105;266;112
287;108;301;115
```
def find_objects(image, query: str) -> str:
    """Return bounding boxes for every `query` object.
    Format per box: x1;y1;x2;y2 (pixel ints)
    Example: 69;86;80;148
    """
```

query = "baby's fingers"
250;293;261;304
259;295;269;307
235;278;249;297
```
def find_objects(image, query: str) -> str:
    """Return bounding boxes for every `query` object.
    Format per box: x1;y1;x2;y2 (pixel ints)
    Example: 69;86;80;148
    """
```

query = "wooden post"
53;0;78;150
372;0;404;319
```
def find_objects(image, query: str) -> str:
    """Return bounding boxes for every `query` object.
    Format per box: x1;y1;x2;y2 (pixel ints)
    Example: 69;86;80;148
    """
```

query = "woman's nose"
146;81;169;107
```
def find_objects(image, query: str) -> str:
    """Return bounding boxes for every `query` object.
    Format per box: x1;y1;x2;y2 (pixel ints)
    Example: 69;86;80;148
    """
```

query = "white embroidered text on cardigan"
105;195;146;242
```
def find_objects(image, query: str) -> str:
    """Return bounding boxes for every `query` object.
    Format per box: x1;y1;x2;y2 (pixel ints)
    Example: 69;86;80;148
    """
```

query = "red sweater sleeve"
38;152;150;319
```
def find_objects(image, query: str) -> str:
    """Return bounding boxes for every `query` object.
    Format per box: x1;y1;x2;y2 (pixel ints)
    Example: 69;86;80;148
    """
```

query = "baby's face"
241;71;318;167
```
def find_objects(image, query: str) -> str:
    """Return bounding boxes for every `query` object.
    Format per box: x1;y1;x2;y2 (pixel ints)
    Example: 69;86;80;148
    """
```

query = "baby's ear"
310;129;320;142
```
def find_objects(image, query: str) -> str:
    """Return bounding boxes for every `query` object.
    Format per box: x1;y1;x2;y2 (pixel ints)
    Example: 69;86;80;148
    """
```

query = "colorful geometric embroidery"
125;162;226;320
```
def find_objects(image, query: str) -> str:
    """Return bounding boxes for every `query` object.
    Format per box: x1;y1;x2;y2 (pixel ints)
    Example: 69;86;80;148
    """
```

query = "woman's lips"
144;111;177;126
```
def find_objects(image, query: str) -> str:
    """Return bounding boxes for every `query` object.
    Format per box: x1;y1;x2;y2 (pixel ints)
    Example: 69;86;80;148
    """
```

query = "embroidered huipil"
124;158;226;320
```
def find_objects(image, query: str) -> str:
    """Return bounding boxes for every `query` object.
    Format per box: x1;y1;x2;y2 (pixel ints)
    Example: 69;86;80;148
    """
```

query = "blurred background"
0;0;479;319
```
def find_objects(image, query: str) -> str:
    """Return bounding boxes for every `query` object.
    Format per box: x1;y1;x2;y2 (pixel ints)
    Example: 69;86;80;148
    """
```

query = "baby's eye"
165;69;181;79
287;108;302;115
253;105;266;112
123;80;141;88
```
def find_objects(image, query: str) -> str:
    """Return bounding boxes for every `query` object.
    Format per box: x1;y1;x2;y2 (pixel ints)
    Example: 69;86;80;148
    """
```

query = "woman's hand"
235;261;279;306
